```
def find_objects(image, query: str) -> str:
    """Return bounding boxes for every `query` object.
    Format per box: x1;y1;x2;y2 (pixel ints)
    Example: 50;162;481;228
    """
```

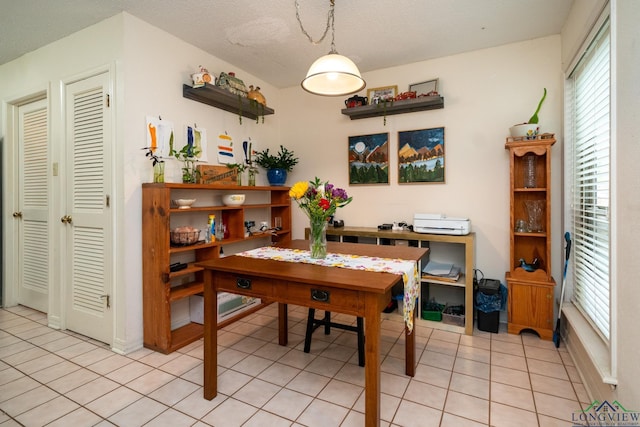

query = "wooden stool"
303;308;365;367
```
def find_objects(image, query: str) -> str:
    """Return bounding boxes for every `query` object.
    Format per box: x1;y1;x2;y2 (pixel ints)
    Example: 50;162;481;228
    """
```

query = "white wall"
280;36;564;290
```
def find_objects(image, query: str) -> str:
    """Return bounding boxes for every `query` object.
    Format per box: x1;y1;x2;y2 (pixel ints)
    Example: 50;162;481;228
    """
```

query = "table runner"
236;246;420;332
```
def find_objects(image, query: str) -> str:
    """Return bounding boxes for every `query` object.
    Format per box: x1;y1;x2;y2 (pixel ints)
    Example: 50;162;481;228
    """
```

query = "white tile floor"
0;304;591;426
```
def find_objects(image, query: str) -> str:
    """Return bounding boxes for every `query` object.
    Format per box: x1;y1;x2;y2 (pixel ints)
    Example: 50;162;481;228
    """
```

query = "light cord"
295;0;337;53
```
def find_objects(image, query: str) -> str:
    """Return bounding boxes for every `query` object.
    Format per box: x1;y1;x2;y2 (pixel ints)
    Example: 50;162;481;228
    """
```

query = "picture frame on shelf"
398;127;445;184
348;132;390;185
409;78;439;96
367;85;398;105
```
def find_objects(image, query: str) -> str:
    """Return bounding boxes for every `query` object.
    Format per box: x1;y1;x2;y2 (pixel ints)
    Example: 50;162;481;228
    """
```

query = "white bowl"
509;123;539;139
222;194;245;206
175;199;196;209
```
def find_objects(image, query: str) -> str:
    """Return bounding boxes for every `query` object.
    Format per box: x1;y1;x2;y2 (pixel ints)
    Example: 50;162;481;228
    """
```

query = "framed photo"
366;85;398;104
409;78;439;96
398;127;445;183
348;133;390;185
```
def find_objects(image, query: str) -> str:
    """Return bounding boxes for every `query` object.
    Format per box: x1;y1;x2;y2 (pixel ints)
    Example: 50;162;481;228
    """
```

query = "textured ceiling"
0;0;574;89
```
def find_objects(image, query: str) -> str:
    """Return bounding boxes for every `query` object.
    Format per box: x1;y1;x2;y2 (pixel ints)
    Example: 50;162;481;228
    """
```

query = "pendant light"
296;0;366;96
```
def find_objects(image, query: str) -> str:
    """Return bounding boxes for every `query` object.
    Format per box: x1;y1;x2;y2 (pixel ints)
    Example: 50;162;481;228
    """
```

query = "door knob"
60;215;72;224
13;211;23;218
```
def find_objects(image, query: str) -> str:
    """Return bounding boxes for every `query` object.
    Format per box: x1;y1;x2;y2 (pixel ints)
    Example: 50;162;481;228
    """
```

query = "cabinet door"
509;283;553;329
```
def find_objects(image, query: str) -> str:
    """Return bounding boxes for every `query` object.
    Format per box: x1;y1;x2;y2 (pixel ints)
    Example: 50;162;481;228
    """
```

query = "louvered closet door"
17;99;50;313
63;72;113;344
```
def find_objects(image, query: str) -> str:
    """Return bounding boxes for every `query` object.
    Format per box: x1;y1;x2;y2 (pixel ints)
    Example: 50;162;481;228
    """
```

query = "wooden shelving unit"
182;83;275;120
312;226;475;335
142;183;291;353
505;135;556;340
341;96;444;120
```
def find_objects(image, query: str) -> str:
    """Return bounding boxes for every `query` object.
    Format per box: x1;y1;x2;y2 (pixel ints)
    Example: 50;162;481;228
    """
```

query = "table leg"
278;302;288;346
364;293;381;427
203;271;218;400
405;327;416;377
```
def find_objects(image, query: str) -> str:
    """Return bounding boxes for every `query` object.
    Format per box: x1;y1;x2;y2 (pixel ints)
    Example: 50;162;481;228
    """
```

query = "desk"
198;240;428;427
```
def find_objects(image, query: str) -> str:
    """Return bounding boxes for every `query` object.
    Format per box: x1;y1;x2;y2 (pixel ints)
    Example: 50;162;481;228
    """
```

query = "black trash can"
476;278;502;333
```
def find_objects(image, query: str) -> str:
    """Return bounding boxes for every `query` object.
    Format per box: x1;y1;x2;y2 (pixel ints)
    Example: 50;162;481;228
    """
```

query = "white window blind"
567;19;611;341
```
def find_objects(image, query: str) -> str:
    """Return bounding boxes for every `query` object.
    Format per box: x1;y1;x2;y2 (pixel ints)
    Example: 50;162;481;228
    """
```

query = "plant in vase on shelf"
142;147;165;183
509;87;547;139
254;145;299;186
289;177;352;259
170;143;201;183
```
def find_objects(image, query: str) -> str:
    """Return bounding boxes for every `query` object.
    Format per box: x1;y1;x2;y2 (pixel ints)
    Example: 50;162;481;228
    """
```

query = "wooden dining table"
198;240;428;427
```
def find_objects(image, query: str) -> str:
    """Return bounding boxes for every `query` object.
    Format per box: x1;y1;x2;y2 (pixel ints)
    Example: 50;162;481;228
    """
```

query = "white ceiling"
0;0;573;89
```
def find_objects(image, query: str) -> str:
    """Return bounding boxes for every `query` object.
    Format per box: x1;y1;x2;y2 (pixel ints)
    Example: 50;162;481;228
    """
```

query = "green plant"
170;144;201;183
527;88;547;124
254;145;299;172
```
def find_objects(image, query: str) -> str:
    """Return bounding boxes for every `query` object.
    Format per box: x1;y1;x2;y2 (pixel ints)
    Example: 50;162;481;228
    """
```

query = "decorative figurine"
247;85;266;106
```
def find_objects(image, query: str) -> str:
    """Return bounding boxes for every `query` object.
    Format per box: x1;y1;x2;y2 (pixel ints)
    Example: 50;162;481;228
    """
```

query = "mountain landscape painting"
348;132;389;184
398;127;445;183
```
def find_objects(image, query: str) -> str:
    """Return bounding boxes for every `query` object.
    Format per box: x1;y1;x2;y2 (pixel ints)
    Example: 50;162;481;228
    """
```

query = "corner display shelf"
341;96;444;120
182;83;275;120
311;226;475;335
142;183;291;353
505;134;556;340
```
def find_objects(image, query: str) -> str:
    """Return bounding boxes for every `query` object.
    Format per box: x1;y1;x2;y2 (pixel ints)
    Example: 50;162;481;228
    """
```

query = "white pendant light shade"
301;53;366;96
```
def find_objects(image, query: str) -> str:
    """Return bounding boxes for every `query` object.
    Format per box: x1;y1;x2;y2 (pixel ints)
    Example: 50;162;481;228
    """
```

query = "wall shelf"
182;83;275;120
341;96;444;120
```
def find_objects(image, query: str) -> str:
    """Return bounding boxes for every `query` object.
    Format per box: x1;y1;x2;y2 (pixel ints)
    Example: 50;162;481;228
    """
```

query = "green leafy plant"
527;88;547;124
254;145;299;172
170;144;201;183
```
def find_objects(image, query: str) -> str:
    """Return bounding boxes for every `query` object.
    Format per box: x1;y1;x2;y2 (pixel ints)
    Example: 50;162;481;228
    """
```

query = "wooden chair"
303;308;365;367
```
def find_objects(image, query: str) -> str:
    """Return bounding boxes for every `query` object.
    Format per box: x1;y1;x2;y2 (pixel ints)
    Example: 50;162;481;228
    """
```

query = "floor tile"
230;354;273;377
108;396;167;426
404;379;447;410
530;373;577;399
490;365;531;389
14;395;79;426
0;385;58;418
173;389;227;419
533;391;581;422
444;390;489;424
105;360;153;384
0;377;40;403
85;386;143;418
45;407;103;427
263;388;313;421
527;359;569;380
453;357;490;380
490;381;536;411
243;409;293;427
297;399;349;427
126;369;176;394
257;362;301;387
286;370;331;397
143;408;198;427
200;397;257;427
149;377;200;406
233;377;281;407
317;378;362;408
393;399;443;427
46;367;99;394
449;372;490;400
490;401;539;427
65;376;120;405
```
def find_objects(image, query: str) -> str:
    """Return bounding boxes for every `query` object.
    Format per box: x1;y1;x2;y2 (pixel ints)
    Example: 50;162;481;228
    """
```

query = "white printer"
413;213;471;235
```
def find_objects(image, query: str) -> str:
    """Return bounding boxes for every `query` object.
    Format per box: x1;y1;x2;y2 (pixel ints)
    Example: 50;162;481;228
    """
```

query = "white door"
16;99;50;313
63;72;113;344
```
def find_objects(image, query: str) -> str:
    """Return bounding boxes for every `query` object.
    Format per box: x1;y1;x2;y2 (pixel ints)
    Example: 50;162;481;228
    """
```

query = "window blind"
567;19;611;341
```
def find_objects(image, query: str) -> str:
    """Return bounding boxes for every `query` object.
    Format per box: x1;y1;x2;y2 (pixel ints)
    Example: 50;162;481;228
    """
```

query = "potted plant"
171;144;201;183
510;88;547;139
254;145;299;186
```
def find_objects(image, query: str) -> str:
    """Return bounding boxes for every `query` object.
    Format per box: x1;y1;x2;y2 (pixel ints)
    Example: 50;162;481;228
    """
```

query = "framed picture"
348;133;390;185
398;127;445;183
409;78;439;96
366;85;398;104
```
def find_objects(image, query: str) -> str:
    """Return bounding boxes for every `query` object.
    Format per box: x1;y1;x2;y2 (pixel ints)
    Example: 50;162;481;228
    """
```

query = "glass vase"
236;171;243;186
153;162;165;183
524;200;544;232
523;154;537;188
182;160;198;183
248;169;256;186
309;217;328;259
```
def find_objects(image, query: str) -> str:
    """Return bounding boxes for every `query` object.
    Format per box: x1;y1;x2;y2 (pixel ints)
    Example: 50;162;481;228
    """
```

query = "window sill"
562;303;617;385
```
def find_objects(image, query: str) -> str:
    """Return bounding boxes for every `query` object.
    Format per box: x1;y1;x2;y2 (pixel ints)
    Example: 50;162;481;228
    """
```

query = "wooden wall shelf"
182;83;275;120
341;96;444;120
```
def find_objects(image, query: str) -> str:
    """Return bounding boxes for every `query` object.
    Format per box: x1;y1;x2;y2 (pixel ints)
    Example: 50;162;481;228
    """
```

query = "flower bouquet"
289;177;352;258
